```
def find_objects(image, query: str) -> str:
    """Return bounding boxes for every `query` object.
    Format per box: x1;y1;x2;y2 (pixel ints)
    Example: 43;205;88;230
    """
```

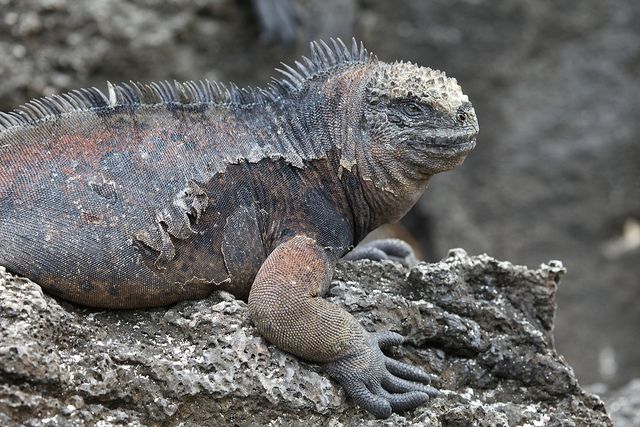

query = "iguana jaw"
427;138;476;155
402;131;477;159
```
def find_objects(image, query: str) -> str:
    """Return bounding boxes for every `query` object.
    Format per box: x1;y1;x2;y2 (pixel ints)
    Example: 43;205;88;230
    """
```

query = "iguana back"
0;52;366;307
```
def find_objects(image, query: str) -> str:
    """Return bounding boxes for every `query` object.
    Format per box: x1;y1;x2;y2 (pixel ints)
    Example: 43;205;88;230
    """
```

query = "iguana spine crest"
0;38;373;138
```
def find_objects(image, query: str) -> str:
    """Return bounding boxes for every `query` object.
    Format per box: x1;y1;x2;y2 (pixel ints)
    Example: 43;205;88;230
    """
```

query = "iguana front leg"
248;235;438;418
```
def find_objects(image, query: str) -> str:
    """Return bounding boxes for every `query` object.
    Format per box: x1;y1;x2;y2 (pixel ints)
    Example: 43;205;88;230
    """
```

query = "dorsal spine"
0;38;375;135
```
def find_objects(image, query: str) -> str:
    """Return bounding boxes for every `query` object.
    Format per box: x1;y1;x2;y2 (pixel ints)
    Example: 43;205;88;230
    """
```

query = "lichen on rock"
0;250;611;425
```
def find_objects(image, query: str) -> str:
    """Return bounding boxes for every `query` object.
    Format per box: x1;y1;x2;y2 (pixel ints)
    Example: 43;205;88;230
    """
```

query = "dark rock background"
0;0;638;400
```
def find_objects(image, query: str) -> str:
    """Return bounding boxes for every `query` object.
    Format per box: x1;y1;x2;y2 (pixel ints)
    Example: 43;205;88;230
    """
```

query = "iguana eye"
402;102;423;116
457;112;468;122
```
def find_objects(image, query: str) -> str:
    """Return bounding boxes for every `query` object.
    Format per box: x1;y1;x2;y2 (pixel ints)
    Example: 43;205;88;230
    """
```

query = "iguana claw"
325;331;439;418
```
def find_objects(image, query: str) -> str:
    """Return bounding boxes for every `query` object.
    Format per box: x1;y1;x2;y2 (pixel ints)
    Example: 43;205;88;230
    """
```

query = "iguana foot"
325;331;439;418
342;238;418;267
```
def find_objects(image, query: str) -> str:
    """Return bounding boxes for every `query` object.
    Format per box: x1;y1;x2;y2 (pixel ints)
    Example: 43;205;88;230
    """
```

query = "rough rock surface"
0;250;611;426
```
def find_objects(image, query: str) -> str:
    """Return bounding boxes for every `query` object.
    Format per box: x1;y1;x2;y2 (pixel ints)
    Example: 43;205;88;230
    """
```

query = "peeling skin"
338;156;357;178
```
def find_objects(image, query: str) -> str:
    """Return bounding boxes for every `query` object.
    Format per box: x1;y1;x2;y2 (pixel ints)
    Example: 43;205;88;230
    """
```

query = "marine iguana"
0;38;478;418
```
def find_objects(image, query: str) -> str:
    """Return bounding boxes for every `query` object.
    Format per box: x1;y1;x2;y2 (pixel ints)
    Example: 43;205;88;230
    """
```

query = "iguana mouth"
405;133;477;157
423;138;476;157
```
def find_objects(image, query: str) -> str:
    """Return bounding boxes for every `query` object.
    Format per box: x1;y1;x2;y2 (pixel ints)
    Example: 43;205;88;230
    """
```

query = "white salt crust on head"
366;61;470;115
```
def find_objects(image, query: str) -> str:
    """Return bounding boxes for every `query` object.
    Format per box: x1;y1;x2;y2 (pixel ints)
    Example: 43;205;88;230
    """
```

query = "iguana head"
363;61;478;177
349;59;478;227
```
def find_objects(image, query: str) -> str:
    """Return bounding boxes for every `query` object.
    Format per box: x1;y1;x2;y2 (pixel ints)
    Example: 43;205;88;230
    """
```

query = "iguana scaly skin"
0;39;478;418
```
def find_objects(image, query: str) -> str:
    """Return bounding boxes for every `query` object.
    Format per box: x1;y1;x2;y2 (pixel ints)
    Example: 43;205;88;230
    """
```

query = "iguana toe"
378;389;433;413
346;382;394;419
343;238;418;267
384;354;438;384
325;331;438;418
382;372;440;396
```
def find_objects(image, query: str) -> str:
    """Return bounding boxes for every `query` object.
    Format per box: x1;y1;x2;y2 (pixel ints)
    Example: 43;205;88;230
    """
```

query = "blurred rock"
603;379;640;427
0;253;610;425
